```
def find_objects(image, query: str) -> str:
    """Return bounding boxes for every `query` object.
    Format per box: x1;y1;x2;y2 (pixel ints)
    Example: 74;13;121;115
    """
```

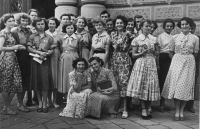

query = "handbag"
96;80;112;90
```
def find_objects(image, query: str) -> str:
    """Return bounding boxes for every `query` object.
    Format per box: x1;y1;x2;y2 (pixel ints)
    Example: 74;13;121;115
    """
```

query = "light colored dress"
126;34;160;101
92;31;110;66
110;31;131;97
0;30;22;92
161;32;199;101
75;29;91;60
58;33;82;93
86;68;120;118
59;70;92;118
46;30;61;89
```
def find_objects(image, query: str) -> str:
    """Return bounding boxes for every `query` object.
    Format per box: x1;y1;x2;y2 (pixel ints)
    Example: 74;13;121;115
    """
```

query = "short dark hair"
28;9;39;16
127;18;135;27
32;17;48;31
88;57;104;67
140;19;152;27
106;18;113;24
72;58;88;70
162;18;175;29
47;17;60;28
16;13;31;25
151;20;158;30
60;13;71;20
62;22;77;33
134;15;143;21
113;15;128;27
100;10;110;17
177;17;194;28
0;13;14;29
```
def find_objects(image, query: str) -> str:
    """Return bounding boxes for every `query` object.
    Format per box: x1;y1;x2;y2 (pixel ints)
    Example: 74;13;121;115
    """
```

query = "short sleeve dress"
27;32;54;91
0;30;22;92
126;34;160;101
59;70;92;118
86;67;120;118
161;32;199;101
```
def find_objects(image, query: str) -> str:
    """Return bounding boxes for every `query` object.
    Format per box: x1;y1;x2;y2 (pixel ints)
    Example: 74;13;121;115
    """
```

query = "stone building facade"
1;0;200;99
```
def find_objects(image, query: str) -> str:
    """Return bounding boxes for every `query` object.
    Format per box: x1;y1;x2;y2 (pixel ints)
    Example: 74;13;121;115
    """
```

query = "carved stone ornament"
131;0;167;5
10;0;22;13
107;6;152;19
81;4;106;19
186;4;200;19
154;5;184;21
55;0;78;6
105;0;129;5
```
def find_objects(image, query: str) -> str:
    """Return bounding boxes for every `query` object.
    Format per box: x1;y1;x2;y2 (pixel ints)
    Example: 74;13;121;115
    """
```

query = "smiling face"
5;17;15;29
115;19;125;31
181;20;191;34
66;25;75;36
126;21;134;31
141;22;151;35
76;61;85;73
106;21;114;32
101;14;109;23
164;22;173;34
90;60;101;72
48;20;56;31
95;22;104;33
36;20;45;32
77;18;85;29
20;18;29;28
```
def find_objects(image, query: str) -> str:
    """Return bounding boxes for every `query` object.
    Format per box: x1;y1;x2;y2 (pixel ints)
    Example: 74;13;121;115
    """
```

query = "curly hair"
88;57;104;67
92;17;106;27
28;9;39;16
113;15;128;27
0;13;14;30
140;19;152;27
72;58;88;70
62;21;77;33
47;17;60;28
162;18;175;29
177;17;194;28
32;17;48;31
75;16;87;27
15;13;31;25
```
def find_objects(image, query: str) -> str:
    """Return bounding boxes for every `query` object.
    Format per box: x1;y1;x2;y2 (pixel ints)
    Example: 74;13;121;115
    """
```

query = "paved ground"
0;94;199;129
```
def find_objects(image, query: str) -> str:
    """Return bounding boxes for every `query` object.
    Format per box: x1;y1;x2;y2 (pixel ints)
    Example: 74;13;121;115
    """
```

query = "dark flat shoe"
180;116;185;121
174;115;179;121
158;106;164;113
142;115;149;120
37;108;43;113
187;108;195;113
43;108;48;113
17;106;30;112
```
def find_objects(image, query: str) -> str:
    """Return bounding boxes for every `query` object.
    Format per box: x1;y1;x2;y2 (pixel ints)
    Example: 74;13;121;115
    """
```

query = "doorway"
31;0;56;19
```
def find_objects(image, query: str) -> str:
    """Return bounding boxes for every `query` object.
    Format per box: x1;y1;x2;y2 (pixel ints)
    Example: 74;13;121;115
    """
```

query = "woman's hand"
12;45;26;50
39;51;47;57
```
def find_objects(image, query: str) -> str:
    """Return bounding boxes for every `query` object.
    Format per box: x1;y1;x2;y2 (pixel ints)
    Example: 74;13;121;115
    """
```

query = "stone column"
81;0;106;19
55;0;78;19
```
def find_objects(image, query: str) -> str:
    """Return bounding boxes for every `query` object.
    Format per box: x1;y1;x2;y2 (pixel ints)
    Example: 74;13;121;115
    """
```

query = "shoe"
37;107;43;113
43;108;48;113
122;111;128;119
53;104;60;109
187;108;195;113
180;116;185;121
158;106;164;112
1;109;17;115
141;108;148;120
164;106;171;111
17;105;30;112
173;115;179;121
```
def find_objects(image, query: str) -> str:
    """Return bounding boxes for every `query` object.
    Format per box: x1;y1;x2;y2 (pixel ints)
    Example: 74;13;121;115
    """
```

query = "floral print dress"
110;32;131;97
59;70;92;118
0;30;22;92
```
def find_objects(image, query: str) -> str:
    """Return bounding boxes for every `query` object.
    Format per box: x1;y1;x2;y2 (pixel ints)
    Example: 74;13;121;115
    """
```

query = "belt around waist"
94;50;105;54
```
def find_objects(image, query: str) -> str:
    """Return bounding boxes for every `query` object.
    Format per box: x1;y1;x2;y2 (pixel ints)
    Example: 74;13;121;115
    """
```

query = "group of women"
0;9;199;122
